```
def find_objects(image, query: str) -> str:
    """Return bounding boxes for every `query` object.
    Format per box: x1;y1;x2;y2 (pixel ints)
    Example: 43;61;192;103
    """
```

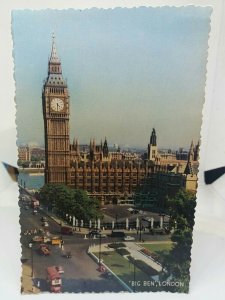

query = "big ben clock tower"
42;34;70;184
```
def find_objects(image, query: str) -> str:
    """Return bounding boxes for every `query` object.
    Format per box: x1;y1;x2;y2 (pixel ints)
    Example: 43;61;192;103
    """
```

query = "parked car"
110;231;125;238
61;226;74;235
124;235;135;241
41;217;47;222
33;209;38;215
25;205;29;210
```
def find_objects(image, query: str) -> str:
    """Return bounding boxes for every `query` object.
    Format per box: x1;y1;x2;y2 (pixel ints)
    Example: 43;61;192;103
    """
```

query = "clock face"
51;98;64;112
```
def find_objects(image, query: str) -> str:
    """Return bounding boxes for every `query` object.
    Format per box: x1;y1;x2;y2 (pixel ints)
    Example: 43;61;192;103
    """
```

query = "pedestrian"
37;281;40;288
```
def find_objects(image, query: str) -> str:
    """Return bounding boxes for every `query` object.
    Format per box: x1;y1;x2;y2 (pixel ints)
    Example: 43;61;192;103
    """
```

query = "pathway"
89;241;163;272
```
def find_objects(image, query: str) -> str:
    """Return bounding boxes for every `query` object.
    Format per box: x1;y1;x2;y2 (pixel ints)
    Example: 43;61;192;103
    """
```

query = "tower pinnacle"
50;33;60;64
48;34;62;75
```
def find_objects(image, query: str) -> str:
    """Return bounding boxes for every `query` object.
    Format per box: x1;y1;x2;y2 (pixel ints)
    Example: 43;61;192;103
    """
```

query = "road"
20;193;171;293
20;200;126;293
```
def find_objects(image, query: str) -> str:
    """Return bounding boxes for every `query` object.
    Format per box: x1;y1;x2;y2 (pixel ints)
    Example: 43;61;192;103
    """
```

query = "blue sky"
12;7;212;149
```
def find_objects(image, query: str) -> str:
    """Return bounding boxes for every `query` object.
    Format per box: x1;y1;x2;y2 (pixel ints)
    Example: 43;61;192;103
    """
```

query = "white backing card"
1;0;225;299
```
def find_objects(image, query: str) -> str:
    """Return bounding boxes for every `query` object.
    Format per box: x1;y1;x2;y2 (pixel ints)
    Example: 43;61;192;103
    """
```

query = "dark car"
89;229;101;236
41;216;47;222
110;231;125;238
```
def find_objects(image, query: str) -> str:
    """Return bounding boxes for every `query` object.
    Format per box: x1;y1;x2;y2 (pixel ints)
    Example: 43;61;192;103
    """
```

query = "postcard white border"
0;1;225;300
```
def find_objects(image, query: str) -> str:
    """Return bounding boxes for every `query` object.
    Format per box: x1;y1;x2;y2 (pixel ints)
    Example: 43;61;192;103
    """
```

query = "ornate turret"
103;137;109;157
48;33;62;75
194;140;200;161
147;128;158;161
188;140;195;162
44;34;67;90
150;128;157;146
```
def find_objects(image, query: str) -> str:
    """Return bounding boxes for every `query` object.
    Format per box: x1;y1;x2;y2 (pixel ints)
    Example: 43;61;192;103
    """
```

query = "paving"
21;264;40;294
124;242;163;272
89;241;164;272
20;205;126;293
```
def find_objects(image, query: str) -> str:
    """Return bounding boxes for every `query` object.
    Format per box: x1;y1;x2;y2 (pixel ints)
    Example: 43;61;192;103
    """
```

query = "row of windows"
70;182;133;192
71;175;141;182
48;172;66;182
48;155;67;166
70;168;146;173
48;139;69;151
50;66;60;73
71;172;143;177
86;188;131;193
70;172;145;177
75;178;137;185
48;87;65;94
48;120;68;135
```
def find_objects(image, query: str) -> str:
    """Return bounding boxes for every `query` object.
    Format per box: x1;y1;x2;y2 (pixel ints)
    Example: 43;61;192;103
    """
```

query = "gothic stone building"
42;37;199;205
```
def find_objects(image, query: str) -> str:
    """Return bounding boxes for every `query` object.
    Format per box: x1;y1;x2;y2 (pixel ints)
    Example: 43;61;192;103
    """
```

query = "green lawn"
138;243;173;254
93;251;159;292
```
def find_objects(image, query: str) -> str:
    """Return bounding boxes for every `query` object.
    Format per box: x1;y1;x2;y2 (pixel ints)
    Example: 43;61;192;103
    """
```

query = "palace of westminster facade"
42;37;199;206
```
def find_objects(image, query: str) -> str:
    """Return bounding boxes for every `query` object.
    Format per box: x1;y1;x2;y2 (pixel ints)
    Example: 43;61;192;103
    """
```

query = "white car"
42;221;49;227
124;236;135;241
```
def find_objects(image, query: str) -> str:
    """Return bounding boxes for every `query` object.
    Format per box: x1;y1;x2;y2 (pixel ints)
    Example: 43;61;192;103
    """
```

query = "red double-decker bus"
46;266;62;293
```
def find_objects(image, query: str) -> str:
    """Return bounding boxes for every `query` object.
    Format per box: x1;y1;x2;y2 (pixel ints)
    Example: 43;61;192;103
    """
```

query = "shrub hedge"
108;243;126;249
116;248;130;256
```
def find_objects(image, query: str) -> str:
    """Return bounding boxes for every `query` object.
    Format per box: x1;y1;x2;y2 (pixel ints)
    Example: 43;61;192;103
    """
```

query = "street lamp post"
139;219;142;242
98;233;102;266
115;214;118;229
29;243;33;278
133;259;136;293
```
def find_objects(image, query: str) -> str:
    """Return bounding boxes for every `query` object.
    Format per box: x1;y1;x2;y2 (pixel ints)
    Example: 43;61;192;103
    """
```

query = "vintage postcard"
12;6;212;294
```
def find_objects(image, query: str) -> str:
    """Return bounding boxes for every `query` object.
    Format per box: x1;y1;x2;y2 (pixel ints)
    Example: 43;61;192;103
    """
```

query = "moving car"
89;229;101;236
42;221;49;227
39;244;50;256
32;236;50;244
124;235;135;241
95;233;107;239
63;251;72;258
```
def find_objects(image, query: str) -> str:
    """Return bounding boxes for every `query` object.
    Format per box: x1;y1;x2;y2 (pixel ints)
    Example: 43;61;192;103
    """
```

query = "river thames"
18;171;44;190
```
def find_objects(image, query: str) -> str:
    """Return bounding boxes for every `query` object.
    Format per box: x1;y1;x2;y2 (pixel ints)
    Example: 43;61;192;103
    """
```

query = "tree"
161;189;196;293
39;183;102;221
39;183;72;211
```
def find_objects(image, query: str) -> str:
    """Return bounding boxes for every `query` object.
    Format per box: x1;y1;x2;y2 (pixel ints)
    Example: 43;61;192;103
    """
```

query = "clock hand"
57;103;59;111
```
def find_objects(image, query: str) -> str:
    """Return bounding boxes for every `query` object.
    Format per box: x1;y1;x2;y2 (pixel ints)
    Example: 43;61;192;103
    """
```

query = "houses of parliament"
42;36;199;207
